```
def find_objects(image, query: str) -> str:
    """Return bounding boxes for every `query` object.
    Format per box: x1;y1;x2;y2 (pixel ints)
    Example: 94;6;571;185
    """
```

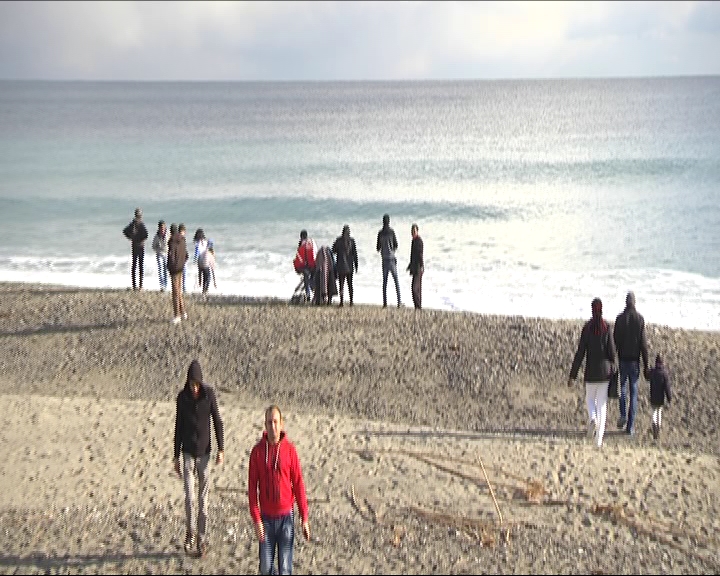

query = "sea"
1;77;719;331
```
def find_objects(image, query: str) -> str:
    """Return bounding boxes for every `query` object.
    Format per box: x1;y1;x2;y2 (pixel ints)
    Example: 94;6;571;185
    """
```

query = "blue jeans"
619;360;640;433
382;258;400;307
302;268;312;299
156;253;168;290
259;512;295;575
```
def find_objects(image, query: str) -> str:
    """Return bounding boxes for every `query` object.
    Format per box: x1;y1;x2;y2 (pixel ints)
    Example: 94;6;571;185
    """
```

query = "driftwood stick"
478;453;503;525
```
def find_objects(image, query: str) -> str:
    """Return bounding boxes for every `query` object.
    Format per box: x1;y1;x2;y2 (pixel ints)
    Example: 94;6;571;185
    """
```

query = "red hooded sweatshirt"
248;430;309;524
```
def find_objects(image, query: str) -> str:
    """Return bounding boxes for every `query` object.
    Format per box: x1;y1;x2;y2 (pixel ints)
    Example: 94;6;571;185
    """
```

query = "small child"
648;354;672;440
198;243;217;298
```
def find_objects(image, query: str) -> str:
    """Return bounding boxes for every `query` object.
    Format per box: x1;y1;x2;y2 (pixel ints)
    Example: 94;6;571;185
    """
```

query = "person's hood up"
185;359;204;390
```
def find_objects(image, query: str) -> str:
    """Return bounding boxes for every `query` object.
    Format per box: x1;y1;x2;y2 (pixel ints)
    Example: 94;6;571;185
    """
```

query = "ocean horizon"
1;77;719;331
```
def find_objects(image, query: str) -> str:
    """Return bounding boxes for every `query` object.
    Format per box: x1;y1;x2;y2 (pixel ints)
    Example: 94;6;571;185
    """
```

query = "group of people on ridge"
568;291;672;448
293;213;425;309
123;208;217;324
174;358;308;573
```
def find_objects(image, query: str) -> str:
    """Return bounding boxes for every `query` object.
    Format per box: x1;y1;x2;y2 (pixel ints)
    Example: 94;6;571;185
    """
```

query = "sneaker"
172;316;181;325
617;416;627;430
182;312;188;320
587;419;596;439
184;532;196;555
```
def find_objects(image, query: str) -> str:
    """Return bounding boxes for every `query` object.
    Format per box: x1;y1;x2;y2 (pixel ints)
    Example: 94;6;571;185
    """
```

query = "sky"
0;0;719;81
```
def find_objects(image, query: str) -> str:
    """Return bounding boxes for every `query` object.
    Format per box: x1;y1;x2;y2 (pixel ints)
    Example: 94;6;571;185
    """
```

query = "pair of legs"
618;360;640;434
258;511;295;575
411;270;423;309
156;253;168;291
651;406;664;439
171;271;187;320
585;381;609;447
182;453;211;550
200;267;211;294
338;272;354;306
302;268;313;300
131;245;144;290
381;258;400;307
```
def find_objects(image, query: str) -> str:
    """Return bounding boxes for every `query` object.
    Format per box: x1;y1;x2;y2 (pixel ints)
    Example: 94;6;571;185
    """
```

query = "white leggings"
586;381;609;447
652;407;663;427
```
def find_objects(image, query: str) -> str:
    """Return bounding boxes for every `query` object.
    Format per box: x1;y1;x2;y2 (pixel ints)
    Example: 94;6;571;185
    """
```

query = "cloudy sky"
1;0;719;81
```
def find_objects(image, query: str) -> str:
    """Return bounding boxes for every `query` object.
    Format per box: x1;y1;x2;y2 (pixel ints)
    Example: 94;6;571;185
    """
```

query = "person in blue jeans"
376;213;401;308
248;405;310;575
613;291;650;435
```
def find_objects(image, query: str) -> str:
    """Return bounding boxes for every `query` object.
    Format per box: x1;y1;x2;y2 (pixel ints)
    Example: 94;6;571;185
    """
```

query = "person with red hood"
568;297;618;448
174;359;225;558
248;405;310;575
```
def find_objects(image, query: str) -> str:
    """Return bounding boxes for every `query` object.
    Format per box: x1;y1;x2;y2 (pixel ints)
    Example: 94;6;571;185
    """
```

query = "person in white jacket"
151;220;169;291
193;228;209;290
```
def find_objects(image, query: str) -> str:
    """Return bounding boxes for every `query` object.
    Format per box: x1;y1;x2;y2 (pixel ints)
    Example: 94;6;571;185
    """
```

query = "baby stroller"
290;272;314;305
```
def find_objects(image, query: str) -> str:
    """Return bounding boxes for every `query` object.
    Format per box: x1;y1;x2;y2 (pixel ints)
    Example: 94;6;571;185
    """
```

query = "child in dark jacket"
648;354;672;440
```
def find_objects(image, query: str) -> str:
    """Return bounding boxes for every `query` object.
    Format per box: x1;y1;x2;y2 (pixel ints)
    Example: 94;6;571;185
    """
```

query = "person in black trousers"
407;223;424;309
123;207;149;291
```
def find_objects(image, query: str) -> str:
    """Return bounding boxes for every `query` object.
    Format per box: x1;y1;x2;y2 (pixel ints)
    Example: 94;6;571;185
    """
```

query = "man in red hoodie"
248;405;310;575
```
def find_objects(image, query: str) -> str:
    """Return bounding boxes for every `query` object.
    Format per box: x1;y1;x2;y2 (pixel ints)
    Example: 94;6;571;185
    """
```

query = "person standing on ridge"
151;219;169;292
376;213;401;308
332;224;359;307
122;207;149;291
407;223;424;310
613;291;650;436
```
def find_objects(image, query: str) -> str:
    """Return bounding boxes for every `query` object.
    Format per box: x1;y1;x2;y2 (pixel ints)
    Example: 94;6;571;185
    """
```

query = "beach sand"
0;282;718;574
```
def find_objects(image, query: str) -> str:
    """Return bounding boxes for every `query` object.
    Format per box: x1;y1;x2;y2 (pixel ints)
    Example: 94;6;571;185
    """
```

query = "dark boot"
652;423;659;440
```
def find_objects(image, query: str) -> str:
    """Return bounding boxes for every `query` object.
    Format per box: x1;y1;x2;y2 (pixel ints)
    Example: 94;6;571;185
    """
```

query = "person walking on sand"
248;405;310;575
648;353;672;440
614;291;650;436
151;220;169;292
167;223;189;324
568;297;618;448
376;213;401;308
407;223;424;310
331;224;358;307
193;228;209;290
174;359;225;558
122;207;149;291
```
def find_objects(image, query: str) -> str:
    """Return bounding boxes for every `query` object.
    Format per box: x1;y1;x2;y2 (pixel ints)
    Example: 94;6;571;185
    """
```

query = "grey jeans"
183;452;211;543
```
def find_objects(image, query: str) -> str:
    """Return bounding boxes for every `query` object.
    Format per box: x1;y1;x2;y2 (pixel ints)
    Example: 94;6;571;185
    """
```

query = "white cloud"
0;0;718;80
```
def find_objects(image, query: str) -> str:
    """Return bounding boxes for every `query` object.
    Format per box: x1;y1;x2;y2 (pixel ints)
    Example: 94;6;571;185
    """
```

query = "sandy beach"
0;281;718;574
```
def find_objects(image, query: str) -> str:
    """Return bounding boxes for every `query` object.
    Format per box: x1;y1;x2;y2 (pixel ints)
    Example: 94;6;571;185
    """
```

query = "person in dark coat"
648;354;672;440
174;359;225;558
123;207;149;291
613;291;650;435
406;223;424;309
313;245;338;305
376;213;401;308
568;297;618;448
331;225;358;307
167;223;189;324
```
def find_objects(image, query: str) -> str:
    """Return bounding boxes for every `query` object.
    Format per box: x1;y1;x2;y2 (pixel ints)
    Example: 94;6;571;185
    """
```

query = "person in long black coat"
331;225;359;307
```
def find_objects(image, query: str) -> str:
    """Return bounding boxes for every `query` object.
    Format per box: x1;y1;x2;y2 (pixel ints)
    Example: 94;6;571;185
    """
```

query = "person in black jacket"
122;207;149;291
174;359;225;558
568;297;618;448
648;354;672;440
407;223;424;310
331;224;358;307
613;291;650;435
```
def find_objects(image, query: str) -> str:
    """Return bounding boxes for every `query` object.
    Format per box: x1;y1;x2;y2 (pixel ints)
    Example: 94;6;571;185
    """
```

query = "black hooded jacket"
174;360;224;459
614;303;649;370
